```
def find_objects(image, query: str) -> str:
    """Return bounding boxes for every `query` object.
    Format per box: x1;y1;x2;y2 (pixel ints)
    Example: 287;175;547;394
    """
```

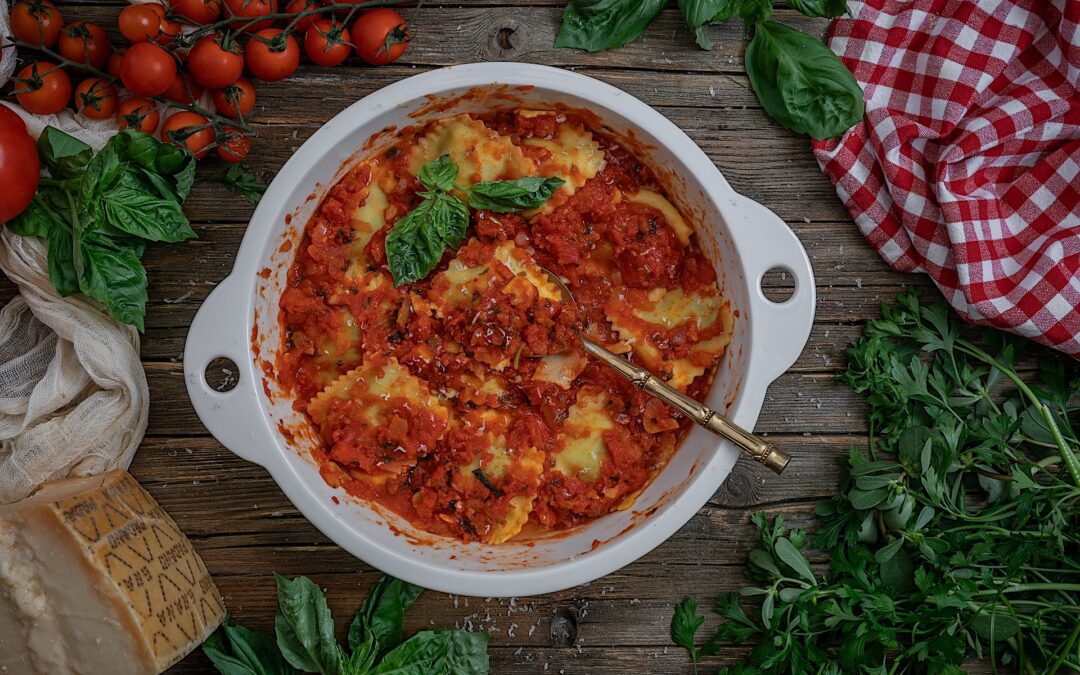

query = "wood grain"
0;3;975;673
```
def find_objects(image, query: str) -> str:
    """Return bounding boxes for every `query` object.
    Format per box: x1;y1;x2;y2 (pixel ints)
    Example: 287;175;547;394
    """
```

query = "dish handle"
183;276;275;469
732;194;816;382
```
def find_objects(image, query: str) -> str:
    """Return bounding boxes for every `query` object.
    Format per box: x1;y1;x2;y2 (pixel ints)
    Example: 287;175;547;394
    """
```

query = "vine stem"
174;0;402;45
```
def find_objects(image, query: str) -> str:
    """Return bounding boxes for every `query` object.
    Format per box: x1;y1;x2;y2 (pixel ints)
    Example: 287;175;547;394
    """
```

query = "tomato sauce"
277;108;731;543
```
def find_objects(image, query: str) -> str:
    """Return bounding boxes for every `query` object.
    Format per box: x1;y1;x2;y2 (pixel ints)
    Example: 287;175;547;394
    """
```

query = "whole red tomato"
285;0;320;33
0;108;40;223
351;8;409;65
58;21;112;70
170;0;221;24
108;48;126;78
189;36;244;89
304;19;350;67
217;128;251;163
162;71;204;105
245;28;299;82
10;0;63;48
117;4;160;43
117;97;160;133
144;4;181;45
73;77;119;120
161;111;214;159
120;42;177;97
223;0;276;33
212;77;256;118
14;62;71;115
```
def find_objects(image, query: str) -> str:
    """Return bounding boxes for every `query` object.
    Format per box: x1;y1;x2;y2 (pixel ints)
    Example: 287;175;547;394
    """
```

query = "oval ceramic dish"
183;63;816;597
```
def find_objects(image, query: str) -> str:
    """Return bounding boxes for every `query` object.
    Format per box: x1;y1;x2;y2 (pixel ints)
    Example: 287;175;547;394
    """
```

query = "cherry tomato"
108;48;126;78
217;128;251;162
10;0;63;49
14;62;71;115
351;8;408;65
212;77;256;118
58;21;112;71
117;4;159;43
285;0;320;33
245;28;300;82
169;0;221;24
0;111;40;223
162;111;214;159
189;36;243;89
304;19;350;67
120;42;177;96
163;71;204;104
144;4;181;45
117;97;160;133
73;77;119;120
223;0;276;33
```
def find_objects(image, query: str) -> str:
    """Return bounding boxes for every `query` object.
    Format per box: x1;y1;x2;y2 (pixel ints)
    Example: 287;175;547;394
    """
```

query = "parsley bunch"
673;291;1080;674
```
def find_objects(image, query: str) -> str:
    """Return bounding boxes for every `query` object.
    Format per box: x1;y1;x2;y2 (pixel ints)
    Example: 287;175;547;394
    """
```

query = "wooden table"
4;2;948;672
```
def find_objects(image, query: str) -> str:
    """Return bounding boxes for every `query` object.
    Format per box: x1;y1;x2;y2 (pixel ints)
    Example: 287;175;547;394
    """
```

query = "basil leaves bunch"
203;574;489;675
555;0;865;141
8;127;197;331
385;154;564;286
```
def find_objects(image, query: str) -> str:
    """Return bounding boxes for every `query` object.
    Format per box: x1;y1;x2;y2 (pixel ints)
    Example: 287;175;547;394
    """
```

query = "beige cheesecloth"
0;3;150;504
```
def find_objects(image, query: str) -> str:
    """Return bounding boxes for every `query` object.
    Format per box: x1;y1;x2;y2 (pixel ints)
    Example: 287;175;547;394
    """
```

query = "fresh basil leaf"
8;192;58;238
384;201;449;286
47;224;79;297
77;234;148;331
464;176;565;213
203;621;300;675
745;21;864;140
202;164;266;205
371;630;488;675
36;127;92;179
273;574;347;675
101;185;196;243
677;0;739;48
173;157;197;201
348;576;425;655
555;0;667;52
80;144;123;203
787;0;848;18
427;192;470;247
416;154;458;192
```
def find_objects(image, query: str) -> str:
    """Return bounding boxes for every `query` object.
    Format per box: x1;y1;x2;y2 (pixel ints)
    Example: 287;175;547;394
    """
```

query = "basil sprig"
555;0;864;141
7;127;197;331
385;155;565;286
202;574;489;675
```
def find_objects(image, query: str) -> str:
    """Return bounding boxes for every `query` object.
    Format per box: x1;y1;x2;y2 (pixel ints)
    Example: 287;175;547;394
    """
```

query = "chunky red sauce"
276;108;732;543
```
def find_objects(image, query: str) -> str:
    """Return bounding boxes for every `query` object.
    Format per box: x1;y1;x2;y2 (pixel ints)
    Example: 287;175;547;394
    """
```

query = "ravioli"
606;285;734;390
520;110;605;203
345;179;388;277
308;356;449;475
451;409;545;544
553;386;615;482
532;350;588;390
429;240;562;317
626;189;692;248
409;114;533;186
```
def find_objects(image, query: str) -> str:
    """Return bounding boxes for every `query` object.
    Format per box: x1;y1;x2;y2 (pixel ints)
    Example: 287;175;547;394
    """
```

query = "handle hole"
205;357;240;393
760;266;796;304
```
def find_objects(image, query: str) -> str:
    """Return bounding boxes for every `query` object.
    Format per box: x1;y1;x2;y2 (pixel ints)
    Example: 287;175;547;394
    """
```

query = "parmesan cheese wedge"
0;471;225;675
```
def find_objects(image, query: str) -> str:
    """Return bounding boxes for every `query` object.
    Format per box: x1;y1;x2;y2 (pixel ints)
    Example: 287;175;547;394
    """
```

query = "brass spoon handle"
580;338;790;474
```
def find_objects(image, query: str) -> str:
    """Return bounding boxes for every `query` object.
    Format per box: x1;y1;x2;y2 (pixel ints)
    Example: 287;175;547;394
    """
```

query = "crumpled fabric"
812;0;1080;355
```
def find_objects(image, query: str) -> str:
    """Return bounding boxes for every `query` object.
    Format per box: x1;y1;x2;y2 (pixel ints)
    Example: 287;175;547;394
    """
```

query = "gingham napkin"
811;0;1080;355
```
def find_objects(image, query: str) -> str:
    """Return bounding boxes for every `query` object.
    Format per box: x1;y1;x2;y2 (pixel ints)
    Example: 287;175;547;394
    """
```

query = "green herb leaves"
746;21;864;140
7;127;196;331
464;176;566;213
384;155;564;286
204;574;488;675
670;291;1080;674
557;0;864;140
670;598;705;674
554;0;668;52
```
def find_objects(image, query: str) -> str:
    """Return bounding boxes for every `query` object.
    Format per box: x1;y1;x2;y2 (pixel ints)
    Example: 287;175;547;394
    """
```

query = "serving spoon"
542;269;791;474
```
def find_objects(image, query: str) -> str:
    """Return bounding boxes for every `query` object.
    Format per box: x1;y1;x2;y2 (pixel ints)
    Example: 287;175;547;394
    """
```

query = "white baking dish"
183;63;815;597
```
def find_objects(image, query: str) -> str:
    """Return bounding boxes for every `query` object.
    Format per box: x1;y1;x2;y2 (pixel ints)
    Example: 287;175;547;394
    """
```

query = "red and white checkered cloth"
811;0;1080;355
